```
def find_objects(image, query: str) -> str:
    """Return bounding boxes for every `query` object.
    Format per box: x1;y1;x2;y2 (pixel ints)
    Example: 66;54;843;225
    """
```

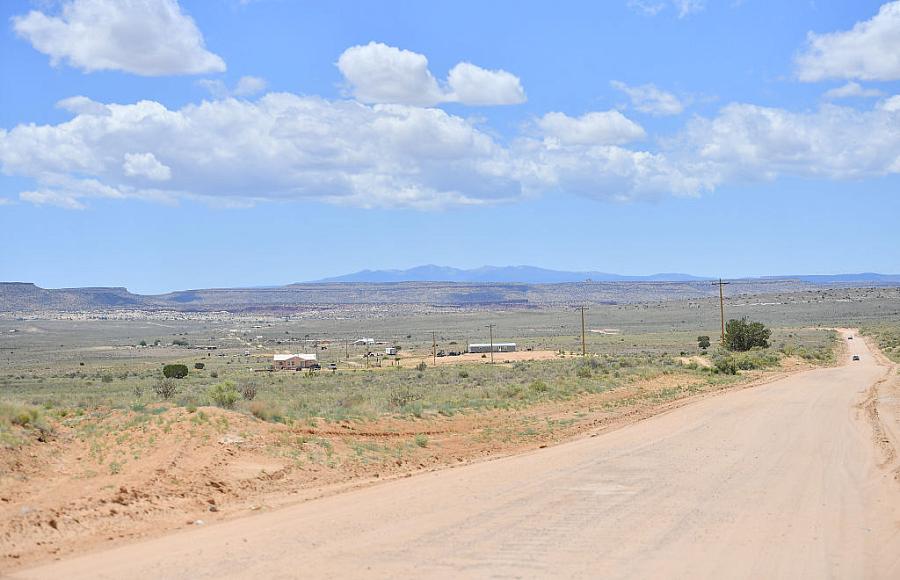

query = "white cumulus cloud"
9;90;900;211
879;95;900;112
337;43;444;106
611;81;685;116
337;42;525;106
55;96;111;116
446;62;526;105
0;95;523;209
536;111;646;146
19;190;86;210
796;1;900;82
0;92;714;209
823;82;884;100
12;0;226;76
672;102;900;181
123;152;172;181
234;76;267;97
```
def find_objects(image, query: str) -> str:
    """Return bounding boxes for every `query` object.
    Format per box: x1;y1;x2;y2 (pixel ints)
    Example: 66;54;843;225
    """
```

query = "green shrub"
733;350;780;370
576;366;592;379
713;357;738;375
162;364;189;379
194;362;205;370
0;403;53;441
529;380;549;394
415;362;427;372
725;318;771;352
414;434;428;448
207;381;239;409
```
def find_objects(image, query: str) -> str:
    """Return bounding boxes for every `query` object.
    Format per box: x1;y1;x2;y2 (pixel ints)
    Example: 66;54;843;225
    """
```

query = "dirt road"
15;331;900;579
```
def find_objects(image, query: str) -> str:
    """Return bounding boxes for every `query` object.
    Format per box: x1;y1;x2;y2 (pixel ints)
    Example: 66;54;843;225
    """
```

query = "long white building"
467;343;516;353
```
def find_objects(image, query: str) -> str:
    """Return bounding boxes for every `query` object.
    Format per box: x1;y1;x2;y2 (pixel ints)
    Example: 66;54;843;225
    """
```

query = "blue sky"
1;0;899;293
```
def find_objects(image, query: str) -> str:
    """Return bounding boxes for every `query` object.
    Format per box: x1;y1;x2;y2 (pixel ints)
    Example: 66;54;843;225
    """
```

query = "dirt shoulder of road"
0;348;851;571
861;333;900;480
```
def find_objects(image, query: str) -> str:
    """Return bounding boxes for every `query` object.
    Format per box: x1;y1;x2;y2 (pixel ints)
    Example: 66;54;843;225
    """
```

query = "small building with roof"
273;353;318;370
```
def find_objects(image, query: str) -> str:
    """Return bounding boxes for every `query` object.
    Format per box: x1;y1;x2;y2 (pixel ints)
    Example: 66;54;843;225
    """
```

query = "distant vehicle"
848;336;853;340
309;363;321;371
852;355;860;361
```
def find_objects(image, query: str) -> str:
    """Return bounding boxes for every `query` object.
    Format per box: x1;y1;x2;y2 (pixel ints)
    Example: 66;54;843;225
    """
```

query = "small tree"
724;318;771;352
238;381;258;401
153;378;178;399
697;336;711;350
162;364;189;379
194;362;205;370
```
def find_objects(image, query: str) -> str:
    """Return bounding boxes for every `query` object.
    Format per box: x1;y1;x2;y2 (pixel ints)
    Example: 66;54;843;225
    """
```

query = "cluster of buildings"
272;339;518;371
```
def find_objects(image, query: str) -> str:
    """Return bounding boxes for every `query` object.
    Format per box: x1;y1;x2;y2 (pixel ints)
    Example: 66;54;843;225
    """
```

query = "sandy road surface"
15;331;900;579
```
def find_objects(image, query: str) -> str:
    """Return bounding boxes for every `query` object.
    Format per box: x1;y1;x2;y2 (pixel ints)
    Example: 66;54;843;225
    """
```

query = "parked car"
852;355;860;361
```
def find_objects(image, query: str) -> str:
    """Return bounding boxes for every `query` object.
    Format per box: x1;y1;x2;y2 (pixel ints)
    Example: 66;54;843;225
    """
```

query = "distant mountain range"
310;265;900;285
2;269;899;313
763;273;900;284
310;265;709;284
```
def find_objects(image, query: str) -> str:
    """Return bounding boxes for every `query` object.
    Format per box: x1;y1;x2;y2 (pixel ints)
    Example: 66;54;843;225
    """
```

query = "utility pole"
580;306;587;357
432;331;436;366
712;278;730;345
485;324;495;364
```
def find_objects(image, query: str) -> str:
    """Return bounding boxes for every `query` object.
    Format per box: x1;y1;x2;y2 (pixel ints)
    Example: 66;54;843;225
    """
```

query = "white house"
385;346;398;356
273;353;318;370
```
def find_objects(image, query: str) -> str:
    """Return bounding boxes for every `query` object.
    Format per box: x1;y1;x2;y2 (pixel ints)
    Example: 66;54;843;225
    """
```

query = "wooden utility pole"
486;324;495;364
580;306;587;357
432;331;437;366
712;279;730;345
